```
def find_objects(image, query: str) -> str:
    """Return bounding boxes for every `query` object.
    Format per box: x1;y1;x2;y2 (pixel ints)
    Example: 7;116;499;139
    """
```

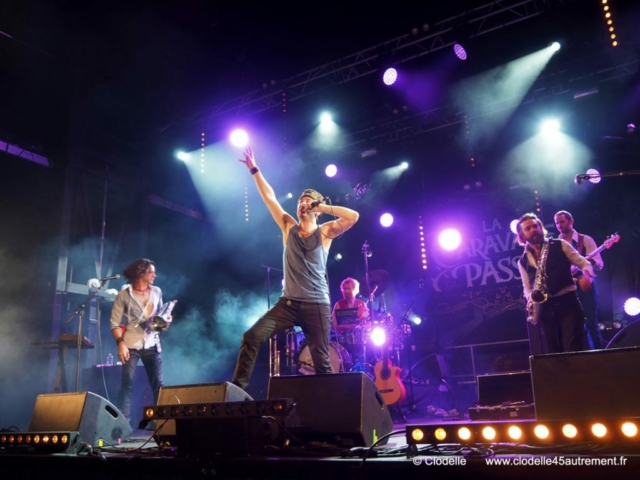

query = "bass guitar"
573;233;620;293
373;343;406;406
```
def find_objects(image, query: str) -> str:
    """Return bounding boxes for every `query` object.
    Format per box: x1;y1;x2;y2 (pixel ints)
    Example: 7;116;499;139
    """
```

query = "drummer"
332;277;370;329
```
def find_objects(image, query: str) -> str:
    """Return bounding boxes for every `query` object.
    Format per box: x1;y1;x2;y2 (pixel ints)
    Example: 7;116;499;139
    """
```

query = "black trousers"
529;291;586;354
232;297;332;391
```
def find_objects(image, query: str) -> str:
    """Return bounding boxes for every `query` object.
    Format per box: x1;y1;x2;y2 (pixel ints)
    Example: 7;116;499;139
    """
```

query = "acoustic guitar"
373;343;406;406
573;233;620;293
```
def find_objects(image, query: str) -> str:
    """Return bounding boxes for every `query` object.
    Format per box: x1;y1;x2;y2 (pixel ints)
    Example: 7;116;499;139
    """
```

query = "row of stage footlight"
407;419;640;448
0;399;297;454
4;402;640;454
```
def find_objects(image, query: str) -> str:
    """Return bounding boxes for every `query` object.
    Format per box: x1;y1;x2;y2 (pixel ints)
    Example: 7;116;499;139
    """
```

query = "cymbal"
360;270;390;297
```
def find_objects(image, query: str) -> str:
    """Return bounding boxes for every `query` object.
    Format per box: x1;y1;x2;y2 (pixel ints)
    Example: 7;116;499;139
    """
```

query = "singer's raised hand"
239;146;256;170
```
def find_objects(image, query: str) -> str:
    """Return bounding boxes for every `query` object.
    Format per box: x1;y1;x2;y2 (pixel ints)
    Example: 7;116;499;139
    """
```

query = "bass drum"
298;342;351;375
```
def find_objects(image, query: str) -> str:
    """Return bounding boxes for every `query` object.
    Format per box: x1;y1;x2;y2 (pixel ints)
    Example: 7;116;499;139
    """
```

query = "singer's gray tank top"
282;225;330;304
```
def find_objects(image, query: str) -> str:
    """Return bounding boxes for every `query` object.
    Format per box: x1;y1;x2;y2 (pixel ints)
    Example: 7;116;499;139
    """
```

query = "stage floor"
2;413;640;480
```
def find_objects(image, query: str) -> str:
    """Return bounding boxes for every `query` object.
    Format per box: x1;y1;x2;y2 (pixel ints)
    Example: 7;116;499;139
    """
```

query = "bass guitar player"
554;210;618;350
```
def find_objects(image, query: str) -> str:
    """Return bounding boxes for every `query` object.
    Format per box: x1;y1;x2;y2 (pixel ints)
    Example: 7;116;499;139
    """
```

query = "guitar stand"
389;403;408;424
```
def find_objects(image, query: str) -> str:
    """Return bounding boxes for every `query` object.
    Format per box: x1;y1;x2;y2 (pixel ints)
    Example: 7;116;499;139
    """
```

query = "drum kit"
284;270;413;377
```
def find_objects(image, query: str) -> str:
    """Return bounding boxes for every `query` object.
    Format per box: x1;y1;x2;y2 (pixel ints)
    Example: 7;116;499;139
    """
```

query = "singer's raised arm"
239;147;296;235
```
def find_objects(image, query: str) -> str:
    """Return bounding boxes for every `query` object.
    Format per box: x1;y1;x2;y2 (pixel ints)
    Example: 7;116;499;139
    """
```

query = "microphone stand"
362;241;375;366
399;280;424;412
65;279;108;392
262;265;283;377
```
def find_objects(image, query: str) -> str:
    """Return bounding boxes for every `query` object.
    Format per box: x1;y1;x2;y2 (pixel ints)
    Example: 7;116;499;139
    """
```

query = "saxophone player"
515;213;595;354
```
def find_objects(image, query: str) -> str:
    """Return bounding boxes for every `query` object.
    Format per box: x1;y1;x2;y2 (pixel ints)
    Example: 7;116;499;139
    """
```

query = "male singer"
231;146;360;390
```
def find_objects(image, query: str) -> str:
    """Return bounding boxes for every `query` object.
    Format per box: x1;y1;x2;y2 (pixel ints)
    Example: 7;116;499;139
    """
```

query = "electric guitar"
373;344;406;406
572;233;620;293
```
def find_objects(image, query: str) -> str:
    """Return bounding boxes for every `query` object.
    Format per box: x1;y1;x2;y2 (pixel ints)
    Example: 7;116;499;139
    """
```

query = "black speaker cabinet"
81;365;151;426
29;392;132;447
155;382;252;444
530;346;640;420
267;372;393;447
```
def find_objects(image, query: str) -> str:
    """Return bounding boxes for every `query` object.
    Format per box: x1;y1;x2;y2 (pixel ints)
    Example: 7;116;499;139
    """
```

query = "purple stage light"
624;297;640;316
587;168;601;184
370;327;386;347
325;164;337;177
380;213;394;227
382;68;398;86
454;43;467;60
438;228;462;251
230;129;249;148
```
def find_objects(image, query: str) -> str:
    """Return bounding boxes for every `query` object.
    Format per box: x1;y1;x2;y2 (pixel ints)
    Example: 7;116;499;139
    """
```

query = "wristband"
250;167;259;175
116;337;125;345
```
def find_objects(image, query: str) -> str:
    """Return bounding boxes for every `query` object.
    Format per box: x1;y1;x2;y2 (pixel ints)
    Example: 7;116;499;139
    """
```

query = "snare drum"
298;342;351;375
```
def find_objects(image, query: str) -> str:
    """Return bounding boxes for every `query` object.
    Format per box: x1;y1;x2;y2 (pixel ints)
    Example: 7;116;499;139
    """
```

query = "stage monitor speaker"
530;346;640;420
155;382;252;445
267;372;393;447
606;320;640;349
29;391;131;447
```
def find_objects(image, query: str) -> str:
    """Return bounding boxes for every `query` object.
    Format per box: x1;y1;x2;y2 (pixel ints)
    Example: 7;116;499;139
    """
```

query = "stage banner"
425;215;528;351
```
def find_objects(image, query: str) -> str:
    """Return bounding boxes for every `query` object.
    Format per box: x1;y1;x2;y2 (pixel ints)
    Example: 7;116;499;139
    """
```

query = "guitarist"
554;210;605;350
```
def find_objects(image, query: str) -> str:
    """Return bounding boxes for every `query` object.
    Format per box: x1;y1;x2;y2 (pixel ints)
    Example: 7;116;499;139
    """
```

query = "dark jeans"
117;346;163;422
532;291;586;354
232;297;332;390
577;281;604;349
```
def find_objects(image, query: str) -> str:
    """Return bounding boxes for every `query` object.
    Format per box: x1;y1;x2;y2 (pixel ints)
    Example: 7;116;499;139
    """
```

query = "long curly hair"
123;258;155;283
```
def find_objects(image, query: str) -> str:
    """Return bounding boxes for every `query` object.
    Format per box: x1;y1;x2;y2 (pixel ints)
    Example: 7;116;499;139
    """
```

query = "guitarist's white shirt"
561;230;604;271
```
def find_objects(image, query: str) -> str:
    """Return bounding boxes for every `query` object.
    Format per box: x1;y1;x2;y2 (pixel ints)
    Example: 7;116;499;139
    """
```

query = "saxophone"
526;240;549;325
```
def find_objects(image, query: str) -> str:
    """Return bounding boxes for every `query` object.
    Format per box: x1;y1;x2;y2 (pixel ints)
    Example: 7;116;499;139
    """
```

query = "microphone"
100;274;121;282
574;175;583;185
310;196;330;208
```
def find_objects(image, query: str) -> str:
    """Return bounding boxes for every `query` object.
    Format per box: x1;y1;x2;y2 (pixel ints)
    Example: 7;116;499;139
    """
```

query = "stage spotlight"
407;311;421;326
438;228;462;251
562;423;578;439
482;426;497;441
320;112;333;123
382;67;398;86
400;161;409;170
370;327;386;347
540;119;560;135
453;43;468;60
507;425;523;440
534;424;550;439
380;213;394;227
591;423;608;438
510;219;519;235
458;427;472;441
623;297;640;316
550;41;561;52
230;129;249;148
176;151;191;162
325;164;337;177
621;422;638;438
